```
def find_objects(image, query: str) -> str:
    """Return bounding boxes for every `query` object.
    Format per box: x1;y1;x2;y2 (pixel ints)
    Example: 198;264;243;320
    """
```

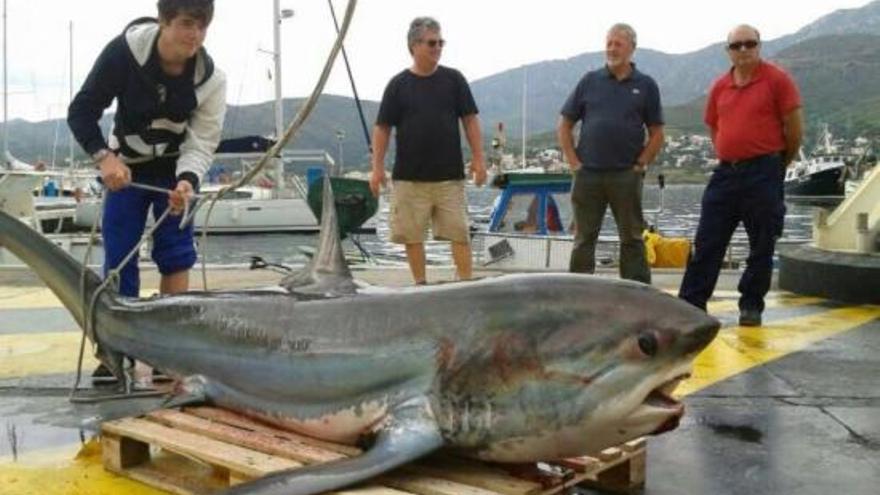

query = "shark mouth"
645;374;688;435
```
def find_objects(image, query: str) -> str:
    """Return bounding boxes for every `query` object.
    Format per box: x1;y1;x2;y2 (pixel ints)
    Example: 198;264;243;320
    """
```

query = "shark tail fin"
0;208;103;330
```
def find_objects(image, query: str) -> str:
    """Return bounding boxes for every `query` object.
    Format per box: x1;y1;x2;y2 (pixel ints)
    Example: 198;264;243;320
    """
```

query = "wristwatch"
91;148;111;165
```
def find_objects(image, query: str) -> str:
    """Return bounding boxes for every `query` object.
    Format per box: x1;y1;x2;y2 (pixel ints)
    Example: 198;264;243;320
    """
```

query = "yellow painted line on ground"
677;305;880;396
0;286;158;310
660;288;826;314
706;294;826;314
0;332;98;378
0;287;63;310
0;440;163;495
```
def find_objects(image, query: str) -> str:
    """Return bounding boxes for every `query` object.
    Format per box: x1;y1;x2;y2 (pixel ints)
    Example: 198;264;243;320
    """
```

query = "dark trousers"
679;154;786;312
569;168;650;284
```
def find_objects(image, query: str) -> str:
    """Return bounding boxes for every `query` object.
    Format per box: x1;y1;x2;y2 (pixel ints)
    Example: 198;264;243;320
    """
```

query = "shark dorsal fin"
280;171;357;297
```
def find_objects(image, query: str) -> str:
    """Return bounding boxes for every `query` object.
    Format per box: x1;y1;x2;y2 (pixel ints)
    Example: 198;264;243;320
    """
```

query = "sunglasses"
727;40;759;51
420;38;446;48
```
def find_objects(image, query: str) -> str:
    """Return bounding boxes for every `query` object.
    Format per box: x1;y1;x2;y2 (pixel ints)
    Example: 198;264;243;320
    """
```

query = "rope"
70;191;107;399
195;0;359;290
69;185;175;403
328;0;372;151
126;181;205;228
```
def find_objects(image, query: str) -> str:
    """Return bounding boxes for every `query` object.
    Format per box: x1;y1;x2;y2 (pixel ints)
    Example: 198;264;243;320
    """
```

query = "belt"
718;152;782;168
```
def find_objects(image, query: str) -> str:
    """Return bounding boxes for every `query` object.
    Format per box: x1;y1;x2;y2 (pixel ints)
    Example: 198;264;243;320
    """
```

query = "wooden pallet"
101;407;646;495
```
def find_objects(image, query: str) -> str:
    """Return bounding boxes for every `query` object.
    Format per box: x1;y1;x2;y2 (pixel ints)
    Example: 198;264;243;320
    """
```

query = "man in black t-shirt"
370;17;487;285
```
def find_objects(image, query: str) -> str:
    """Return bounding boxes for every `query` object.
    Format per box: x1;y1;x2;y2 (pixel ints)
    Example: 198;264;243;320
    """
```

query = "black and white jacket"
68;18;226;188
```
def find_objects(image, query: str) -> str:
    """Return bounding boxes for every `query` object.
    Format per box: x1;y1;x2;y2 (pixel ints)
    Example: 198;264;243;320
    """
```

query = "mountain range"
472;0;880;140
4;0;880;168
664;33;880;139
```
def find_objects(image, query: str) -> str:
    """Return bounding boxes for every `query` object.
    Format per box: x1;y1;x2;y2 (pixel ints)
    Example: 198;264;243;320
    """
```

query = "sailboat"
486;67;549;183
0;0;54;231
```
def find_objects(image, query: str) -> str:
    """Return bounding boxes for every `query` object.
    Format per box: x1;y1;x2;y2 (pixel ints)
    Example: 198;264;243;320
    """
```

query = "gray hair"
407;16;441;54
608;23;637;48
727;24;761;43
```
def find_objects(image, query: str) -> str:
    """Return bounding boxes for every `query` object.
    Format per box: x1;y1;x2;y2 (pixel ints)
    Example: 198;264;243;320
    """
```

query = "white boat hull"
0;171;44;224
473;232;575;271
194;197;318;233
75;197;321;234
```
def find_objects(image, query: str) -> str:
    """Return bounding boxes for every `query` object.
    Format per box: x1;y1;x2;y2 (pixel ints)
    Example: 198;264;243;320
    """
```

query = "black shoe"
91;363;118;384
739;309;762;327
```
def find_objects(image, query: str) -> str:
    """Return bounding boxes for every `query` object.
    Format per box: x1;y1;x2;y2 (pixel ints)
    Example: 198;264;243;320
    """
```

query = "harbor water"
194;183;815;266
0;183;815;269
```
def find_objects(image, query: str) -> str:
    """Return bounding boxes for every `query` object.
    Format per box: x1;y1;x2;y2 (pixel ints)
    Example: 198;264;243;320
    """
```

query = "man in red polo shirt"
678;24;802;327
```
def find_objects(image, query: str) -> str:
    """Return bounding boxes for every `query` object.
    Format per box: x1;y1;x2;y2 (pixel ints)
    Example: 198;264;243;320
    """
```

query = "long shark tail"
0;209;102;330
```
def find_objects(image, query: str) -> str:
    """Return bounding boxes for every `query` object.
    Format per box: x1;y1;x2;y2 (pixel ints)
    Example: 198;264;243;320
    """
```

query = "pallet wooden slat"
147;409;347;464
103;417;301;477
379;471;505;495
556;456;601;473
101;407;647;495
409;457;546;495
333;489;414;495
184;406;361;456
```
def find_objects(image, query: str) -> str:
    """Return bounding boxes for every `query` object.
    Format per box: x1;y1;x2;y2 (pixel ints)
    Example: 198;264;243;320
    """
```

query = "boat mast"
3;0;8;166
272;0;293;193
68;20;74;168
521;66;527;169
821;123;833;154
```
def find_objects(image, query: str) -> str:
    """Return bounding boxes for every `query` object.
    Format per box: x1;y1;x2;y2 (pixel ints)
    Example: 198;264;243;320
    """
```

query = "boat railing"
215;148;337;200
471;229;810;271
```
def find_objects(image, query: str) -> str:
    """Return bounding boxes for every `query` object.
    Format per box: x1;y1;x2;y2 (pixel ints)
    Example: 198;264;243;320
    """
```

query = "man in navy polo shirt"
558;23;664;284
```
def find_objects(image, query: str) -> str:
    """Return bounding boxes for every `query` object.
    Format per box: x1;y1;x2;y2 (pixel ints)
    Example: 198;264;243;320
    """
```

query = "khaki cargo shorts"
389;180;470;244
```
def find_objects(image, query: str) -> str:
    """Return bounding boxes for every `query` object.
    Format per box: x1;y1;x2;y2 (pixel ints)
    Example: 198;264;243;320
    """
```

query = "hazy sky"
2;0;872;122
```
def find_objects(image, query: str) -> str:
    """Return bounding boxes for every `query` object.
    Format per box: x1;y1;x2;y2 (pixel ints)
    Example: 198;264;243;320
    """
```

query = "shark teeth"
645;373;689;410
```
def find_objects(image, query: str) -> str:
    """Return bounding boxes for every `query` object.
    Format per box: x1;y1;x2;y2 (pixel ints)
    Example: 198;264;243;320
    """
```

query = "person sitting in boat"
515;195;563;234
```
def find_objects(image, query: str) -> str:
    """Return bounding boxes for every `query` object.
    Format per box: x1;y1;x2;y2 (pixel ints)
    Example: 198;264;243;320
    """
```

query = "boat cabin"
488;173;573;236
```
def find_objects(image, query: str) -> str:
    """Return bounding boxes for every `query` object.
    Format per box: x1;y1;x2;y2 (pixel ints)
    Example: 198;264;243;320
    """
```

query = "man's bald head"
727;24;760;44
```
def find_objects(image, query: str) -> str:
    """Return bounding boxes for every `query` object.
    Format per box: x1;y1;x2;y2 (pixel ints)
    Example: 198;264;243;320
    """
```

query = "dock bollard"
855;212;873;254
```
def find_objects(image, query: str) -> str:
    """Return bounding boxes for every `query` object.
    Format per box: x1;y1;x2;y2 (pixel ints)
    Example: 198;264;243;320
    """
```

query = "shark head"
555;282;719;450
438;274;720;462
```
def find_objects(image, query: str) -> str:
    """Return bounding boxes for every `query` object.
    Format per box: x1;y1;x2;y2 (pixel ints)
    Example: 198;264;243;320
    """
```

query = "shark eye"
637;332;659;357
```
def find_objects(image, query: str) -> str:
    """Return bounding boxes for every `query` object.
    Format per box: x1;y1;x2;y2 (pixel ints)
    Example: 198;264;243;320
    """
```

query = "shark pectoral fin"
162;375;210;409
222;396;444;495
162;390;207;409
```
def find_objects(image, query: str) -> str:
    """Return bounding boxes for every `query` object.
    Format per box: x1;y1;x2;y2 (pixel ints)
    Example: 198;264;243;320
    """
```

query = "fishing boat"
472;172;670;271
784;124;855;206
472;172;574;270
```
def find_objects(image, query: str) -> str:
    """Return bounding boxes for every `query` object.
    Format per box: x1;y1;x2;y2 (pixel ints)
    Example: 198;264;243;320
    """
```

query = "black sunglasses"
421;38;446;48
727;40;759;51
